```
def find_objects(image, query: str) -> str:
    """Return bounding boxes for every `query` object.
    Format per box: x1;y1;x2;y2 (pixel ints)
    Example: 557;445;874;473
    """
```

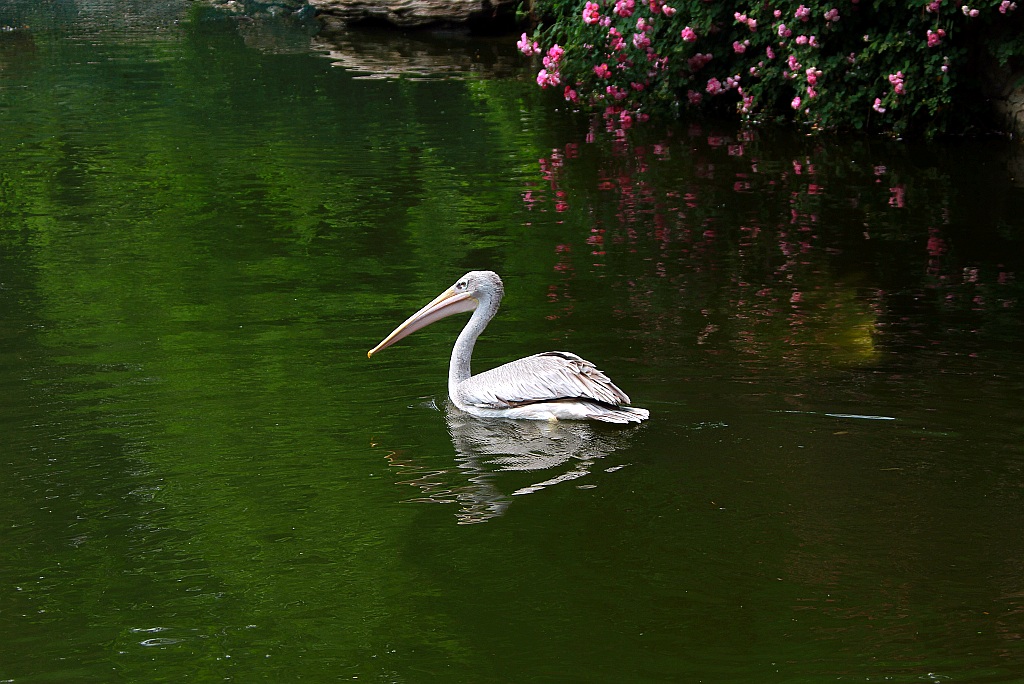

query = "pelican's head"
367;271;504;358
457;270;504;303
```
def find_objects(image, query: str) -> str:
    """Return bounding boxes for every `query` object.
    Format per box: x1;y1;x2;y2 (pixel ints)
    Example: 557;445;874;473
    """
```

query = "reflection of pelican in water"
383;402;640;524
368;271;649;423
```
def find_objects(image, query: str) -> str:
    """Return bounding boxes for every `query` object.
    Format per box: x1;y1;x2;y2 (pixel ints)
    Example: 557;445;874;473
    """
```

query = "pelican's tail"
589;405;650;424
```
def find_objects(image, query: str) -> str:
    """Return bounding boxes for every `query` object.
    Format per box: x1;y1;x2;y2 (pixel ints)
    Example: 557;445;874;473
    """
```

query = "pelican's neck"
449;294;499;392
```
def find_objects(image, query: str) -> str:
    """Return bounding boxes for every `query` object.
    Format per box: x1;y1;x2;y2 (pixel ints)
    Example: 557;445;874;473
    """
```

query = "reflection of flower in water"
381;403;640;524
523;123;1020;367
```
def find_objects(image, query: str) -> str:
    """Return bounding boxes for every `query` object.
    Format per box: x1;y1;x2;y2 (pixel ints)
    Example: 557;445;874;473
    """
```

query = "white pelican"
367;271;649;423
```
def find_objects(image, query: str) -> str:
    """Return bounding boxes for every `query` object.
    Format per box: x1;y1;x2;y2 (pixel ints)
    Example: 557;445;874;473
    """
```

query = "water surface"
1;7;1023;683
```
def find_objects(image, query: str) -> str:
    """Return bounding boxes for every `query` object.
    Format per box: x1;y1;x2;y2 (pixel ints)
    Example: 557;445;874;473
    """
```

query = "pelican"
367;271;649;423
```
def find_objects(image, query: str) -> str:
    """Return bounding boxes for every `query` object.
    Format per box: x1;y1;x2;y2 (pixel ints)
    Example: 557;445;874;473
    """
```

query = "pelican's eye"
455;280;468;291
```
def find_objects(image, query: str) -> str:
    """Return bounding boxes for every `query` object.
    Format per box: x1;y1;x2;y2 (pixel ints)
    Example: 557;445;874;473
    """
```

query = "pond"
2;5;1023;682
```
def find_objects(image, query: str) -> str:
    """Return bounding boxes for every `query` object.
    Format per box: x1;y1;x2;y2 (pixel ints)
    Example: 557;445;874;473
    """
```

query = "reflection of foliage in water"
522;123;1023;371
0;20;556;678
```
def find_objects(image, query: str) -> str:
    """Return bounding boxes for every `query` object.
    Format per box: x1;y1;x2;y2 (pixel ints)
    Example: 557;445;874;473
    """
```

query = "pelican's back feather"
454;351;632;410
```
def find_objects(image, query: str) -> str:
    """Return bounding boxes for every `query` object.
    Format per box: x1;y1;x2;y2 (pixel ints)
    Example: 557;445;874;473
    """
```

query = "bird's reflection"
382;401;641;524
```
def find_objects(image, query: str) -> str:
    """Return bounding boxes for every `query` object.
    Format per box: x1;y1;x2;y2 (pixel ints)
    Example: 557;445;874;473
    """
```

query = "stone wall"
309;0;516;29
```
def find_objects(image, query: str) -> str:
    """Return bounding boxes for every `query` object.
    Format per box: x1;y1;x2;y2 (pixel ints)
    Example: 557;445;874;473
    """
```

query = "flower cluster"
520;0;1024;136
536;44;565;88
517;32;540;56
888;71;905;95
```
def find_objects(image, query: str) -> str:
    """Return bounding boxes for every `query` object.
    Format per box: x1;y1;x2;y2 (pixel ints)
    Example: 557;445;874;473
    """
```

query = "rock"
309;0;517;29
209;0;311;14
994;81;1024;140
981;58;1024;140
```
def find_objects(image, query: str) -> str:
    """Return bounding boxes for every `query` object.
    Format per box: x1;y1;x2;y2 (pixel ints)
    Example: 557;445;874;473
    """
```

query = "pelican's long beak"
367;287;478;358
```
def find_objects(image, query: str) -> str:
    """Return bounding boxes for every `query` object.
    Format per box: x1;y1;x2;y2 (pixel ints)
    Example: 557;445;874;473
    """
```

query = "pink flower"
661;4;676;16
687;52;712;71
681;26;697;42
536;68;560;88
795;5;811;21
606;84;628;100
888;71;905;94
999;0;1017;12
517;33;540;56
766;46;775;60
594;63;612;78
961;4;979;16
613;0;635;18
608;29;626;52
787;54;801;71
733;40;748;53
927;29;946;47
805;67;822;85
926;0;941;11
873;97;886;113
777;23;792;38
791;95;802;109
824;7;840;21
706;77;723;95
633;32;651;49
543;44;564;70
795;35;808;45
774;9;782;17
564;86;578;103
582;1;601;24
732;11;757;30
687;90;703;105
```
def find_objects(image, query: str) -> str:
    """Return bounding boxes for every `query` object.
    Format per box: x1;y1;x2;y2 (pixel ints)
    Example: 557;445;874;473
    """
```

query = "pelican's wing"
456;351;632;409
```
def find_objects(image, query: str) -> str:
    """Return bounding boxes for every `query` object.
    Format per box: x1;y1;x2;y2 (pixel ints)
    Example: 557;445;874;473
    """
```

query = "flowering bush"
518;0;1024;136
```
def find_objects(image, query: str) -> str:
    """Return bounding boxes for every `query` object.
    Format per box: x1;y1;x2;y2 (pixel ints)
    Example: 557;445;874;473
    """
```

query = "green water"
2;6;1024;683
